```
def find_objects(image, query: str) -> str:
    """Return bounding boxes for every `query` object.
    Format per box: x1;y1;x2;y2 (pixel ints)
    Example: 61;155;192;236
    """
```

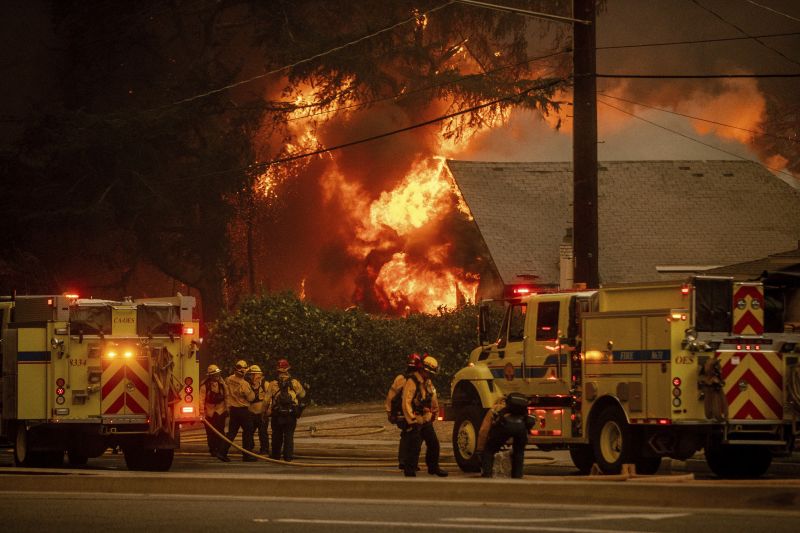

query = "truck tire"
452;405;487;472
13;426;63;467
67;450;89;466
591;406;634;474
705;444;771;478
569;444;594;474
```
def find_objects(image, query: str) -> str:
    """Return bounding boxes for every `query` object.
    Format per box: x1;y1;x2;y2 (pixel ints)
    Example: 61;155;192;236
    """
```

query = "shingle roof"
446;160;800;286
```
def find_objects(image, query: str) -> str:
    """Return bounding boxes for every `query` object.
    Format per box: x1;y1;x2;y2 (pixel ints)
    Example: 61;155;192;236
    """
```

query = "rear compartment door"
718;349;783;420
101;353;151;416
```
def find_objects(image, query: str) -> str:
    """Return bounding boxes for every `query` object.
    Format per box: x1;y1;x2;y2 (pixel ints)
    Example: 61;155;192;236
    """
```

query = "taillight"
184;394;193;403
181;406;194;414
56;378;66;405
184;377;193;386
182;326;195;336
184;385;193;395
672;377;682;407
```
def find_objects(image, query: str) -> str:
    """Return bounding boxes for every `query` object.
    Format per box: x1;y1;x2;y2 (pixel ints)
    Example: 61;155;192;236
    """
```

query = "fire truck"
0;294;201;471
447;275;800;478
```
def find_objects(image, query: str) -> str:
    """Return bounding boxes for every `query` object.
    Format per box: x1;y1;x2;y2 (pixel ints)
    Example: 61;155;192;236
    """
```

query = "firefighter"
266;358;306;462
400;354;448;477
385;353;422;470
246;364;269;455
476;392;535;479
216;359;256;462
200;364;228;457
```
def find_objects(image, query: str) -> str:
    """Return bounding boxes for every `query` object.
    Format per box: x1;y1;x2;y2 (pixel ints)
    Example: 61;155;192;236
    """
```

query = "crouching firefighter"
400;355;448;477
386;353;422;471
477;392;535;478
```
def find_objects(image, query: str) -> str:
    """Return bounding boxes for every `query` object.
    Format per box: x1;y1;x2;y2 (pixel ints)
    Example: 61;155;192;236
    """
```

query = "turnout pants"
220;406;254;459
481;425;527;478
204;411;228;455
271;415;297;461
253;413;269;453
403;422;441;475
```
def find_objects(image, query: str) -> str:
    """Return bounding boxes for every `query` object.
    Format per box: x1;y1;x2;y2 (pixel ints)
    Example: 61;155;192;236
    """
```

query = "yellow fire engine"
448;274;800;478
0;294;201;470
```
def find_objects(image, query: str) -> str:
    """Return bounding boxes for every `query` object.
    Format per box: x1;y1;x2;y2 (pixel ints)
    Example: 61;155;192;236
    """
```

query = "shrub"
204;292;484;405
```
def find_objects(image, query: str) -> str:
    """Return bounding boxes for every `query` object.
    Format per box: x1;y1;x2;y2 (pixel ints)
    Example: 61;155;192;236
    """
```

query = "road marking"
264;518;655;532
442;513;690;523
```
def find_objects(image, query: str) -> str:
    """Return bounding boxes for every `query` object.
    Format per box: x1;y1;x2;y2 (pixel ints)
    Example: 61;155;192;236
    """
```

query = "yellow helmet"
248;364;262;374
206;364;221;376
234;360;249;374
422;355;439;375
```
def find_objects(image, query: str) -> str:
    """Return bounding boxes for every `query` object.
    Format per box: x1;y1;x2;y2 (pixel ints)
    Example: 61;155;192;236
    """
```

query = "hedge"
203;292;494;405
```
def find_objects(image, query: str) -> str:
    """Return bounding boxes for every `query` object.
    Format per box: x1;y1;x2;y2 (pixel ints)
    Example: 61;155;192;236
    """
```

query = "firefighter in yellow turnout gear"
217;360;256;462
400;355;448;477
385;353;422;470
477;393;535;478
200;364;228;457
266;359;305;461
246;364;269;455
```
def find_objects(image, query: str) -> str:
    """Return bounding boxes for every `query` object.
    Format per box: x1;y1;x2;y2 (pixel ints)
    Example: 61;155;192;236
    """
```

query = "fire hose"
150;347;180;439
201;417;556;468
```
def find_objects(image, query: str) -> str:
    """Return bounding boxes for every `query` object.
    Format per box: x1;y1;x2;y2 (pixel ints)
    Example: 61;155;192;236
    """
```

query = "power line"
160;1;454;109
596;72;800;79
690;0;800;68
596;31;800;50
746;0;800;24
597;93;799;144
453;0;590;25
192;77;566;179
287;49;570;122
597;99;796;180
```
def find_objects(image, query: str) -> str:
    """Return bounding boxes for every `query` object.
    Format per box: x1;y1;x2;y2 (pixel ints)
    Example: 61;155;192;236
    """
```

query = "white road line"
442;513;690;523
263;518;655;532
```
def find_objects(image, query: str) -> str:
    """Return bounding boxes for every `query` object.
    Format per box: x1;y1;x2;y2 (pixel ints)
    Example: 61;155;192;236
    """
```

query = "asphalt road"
0;491;799;533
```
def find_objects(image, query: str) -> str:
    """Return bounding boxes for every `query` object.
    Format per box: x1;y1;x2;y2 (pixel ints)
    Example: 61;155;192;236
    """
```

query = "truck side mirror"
478;305;489;346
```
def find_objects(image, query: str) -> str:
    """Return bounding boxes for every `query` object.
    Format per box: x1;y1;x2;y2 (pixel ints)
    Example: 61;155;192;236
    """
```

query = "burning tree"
3;0;573;319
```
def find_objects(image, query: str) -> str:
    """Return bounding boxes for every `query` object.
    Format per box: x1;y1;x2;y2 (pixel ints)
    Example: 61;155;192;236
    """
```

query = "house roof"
446;160;800;286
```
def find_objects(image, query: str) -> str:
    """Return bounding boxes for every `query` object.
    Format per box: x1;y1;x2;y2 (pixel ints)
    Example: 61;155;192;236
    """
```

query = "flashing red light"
47;298;53;306
530;429;539;435
657;419;671;425
681;284;690;296
56;378;65;387
184;385;193;395
553;430;562;436
513;287;531;295
184;394;193;403
64;293;79;299
672;377;681;387
755;345;761;351
182;326;195;335
184;377;193;386
56;387;65;396
745;345;751;351
736;344;742;350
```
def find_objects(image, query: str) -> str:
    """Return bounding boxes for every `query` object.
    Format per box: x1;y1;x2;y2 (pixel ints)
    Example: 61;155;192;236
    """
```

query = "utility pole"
572;0;599;288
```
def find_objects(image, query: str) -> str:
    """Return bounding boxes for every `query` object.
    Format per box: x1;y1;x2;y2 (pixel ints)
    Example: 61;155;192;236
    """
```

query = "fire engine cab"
0;294;201;471
447;275;800;478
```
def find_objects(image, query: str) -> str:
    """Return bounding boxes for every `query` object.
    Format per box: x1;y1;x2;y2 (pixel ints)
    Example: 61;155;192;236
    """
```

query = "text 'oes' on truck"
446;274;800;478
0;294;201;471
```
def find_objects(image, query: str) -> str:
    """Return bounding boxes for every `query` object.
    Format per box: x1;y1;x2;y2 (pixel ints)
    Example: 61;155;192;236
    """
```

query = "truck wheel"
569;444;594;474
705;444;771;478
13;425;30;466
452;405;486;472
591;406;634;474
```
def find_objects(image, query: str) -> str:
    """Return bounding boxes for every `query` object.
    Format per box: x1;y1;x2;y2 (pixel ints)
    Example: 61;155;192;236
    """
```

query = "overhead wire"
689;0;800;68
596;31;800;50
453;0;590;24
745;0;800;24
159;1;455;109
188;77;567;179
597;98;797;181
596;72;800;79
596;92;799;144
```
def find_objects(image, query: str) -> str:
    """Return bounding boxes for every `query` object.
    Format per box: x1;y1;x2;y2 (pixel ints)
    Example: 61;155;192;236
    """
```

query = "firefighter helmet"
407;353;422;370
276;358;291;373
207;364;221;376
235;359;249;375
422;355;439;375
248;364;262;374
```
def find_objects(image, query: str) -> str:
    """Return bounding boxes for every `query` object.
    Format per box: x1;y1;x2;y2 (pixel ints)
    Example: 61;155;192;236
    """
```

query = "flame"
375;252;478;314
